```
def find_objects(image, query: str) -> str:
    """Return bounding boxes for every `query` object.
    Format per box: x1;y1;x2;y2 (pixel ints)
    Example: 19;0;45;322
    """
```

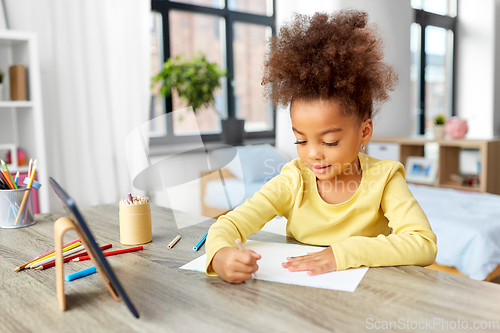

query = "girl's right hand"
212;247;261;283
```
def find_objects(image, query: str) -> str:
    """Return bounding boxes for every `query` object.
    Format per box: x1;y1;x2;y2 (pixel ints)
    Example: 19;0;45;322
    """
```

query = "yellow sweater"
206;153;437;274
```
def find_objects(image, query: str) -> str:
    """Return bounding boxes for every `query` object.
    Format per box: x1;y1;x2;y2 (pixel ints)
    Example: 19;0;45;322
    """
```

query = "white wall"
340;0;412;138
275;0;341;159
0;1;6;29
456;0;496;138
275;0;413;159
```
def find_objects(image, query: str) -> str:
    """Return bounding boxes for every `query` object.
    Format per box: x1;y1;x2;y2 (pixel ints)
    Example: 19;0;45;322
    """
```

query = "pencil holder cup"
0;188;35;228
119;202;152;245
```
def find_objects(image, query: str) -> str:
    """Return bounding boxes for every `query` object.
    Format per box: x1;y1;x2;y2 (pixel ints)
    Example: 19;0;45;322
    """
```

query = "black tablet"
49;177;140;318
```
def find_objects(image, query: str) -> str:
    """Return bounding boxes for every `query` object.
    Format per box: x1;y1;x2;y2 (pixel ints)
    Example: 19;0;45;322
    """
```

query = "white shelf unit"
0;30;49;213
369;137;500;195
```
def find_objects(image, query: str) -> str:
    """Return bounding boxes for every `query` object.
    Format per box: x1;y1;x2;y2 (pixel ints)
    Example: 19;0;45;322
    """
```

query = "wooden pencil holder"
119;202;152;245
54;217;120;311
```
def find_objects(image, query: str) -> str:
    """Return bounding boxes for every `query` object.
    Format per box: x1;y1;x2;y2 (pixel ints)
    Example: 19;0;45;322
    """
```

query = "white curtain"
6;0;151;210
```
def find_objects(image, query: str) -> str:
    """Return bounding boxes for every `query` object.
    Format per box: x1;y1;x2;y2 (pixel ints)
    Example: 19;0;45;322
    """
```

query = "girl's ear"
361;118;373;143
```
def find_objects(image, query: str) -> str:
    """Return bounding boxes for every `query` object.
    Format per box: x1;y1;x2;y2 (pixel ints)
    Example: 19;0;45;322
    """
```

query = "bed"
201;145;500;281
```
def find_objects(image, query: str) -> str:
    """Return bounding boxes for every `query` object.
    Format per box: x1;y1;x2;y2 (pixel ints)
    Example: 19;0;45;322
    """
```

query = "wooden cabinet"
368;137;500;194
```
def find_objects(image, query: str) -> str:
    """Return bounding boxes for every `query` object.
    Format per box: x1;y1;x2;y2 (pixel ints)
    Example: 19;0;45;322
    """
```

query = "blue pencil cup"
0;187;35;228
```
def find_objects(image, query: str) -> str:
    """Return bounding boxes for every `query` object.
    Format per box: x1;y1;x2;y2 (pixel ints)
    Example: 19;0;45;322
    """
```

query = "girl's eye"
294;141;306;145
324;141;339;146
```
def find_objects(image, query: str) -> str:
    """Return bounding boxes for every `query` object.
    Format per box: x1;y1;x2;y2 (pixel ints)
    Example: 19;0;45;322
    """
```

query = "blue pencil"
65;266;97;282
193;233;208;251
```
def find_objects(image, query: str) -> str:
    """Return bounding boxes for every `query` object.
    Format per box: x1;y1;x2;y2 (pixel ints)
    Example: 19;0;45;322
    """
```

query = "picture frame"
405;156;438;185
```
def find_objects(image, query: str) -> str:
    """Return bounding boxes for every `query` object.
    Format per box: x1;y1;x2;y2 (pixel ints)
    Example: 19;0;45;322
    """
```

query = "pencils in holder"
14;159;37;225
1;160;16;189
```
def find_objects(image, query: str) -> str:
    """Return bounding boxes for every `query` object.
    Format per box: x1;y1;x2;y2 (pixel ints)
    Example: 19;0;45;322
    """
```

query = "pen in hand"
235;239;257;277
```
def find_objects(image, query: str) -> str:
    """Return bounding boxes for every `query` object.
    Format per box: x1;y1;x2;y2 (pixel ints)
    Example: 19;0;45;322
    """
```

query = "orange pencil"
14;160;36;225
72;246;143;261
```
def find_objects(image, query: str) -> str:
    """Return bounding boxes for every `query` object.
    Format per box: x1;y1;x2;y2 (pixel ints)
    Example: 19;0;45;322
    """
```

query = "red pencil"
34;244;113;270
71;246;143;262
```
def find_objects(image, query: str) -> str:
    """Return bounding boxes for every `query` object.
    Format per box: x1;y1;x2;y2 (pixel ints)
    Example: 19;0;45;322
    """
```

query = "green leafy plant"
152;52;227;115
434;114;445;125
0;69;4;84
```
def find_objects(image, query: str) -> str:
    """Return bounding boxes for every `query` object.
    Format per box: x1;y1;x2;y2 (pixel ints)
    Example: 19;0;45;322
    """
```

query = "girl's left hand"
282;246;337;276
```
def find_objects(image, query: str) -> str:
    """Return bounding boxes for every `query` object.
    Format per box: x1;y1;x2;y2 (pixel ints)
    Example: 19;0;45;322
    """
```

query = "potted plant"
0;68;4;101
433;114;445;140
152;53;245;145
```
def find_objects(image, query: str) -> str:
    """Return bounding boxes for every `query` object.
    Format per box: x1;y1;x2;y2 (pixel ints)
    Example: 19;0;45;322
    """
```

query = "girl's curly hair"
261;9;398;121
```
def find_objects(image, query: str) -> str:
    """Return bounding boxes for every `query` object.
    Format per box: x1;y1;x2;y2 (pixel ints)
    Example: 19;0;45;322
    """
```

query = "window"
411;0;457;135
150;0;276;144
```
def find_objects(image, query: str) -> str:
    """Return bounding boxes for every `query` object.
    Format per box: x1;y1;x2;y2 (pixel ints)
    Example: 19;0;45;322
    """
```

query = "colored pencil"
14;159;36;225
34;244;112;270
13;240;81;272
27;241;81;267
0;171;11;189
28;244;86;269
34;238;81;259
1;160;16;189
14;172;19;187
1;168;13;189
193;233;207;251
72;246;143;262
235;238;246;252
167;235;181;249
27;159;33;178
236;239;256;277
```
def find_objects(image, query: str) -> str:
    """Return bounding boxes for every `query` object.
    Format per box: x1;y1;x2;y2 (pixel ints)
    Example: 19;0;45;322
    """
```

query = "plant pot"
221;118;245;146
433;125;445;140
0;84;3;101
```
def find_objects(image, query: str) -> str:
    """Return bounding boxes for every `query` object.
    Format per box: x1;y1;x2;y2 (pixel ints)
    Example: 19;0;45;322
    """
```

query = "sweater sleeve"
205;162;300;275
331;165;437;271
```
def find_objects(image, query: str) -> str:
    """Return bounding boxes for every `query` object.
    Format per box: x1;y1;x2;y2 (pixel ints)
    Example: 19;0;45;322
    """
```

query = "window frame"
150;0;277;146
413;5;457;135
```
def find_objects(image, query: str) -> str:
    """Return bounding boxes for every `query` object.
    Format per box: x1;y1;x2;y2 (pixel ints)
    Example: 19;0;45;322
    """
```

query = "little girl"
206;9;437;283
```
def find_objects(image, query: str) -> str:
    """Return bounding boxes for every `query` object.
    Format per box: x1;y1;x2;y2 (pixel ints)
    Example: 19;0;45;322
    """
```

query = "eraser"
23;177;42;189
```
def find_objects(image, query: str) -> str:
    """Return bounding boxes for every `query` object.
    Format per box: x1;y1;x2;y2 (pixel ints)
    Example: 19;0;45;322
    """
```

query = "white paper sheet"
180;240;368;292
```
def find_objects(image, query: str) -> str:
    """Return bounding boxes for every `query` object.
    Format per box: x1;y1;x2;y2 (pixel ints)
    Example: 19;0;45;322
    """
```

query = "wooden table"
1;204;499;332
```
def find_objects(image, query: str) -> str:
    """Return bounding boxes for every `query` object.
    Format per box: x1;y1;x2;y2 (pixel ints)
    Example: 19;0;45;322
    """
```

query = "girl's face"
290;98;372;182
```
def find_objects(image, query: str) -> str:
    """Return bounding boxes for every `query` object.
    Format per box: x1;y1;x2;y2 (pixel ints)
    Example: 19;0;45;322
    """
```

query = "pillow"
211;144;289;183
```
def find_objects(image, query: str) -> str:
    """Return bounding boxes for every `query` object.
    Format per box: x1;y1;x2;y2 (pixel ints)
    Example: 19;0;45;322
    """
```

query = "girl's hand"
212;247;261;283
282;246;337;276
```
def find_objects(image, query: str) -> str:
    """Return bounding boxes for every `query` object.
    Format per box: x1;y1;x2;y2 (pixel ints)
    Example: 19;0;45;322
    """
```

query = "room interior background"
0;0;150;211
0;0;500;212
